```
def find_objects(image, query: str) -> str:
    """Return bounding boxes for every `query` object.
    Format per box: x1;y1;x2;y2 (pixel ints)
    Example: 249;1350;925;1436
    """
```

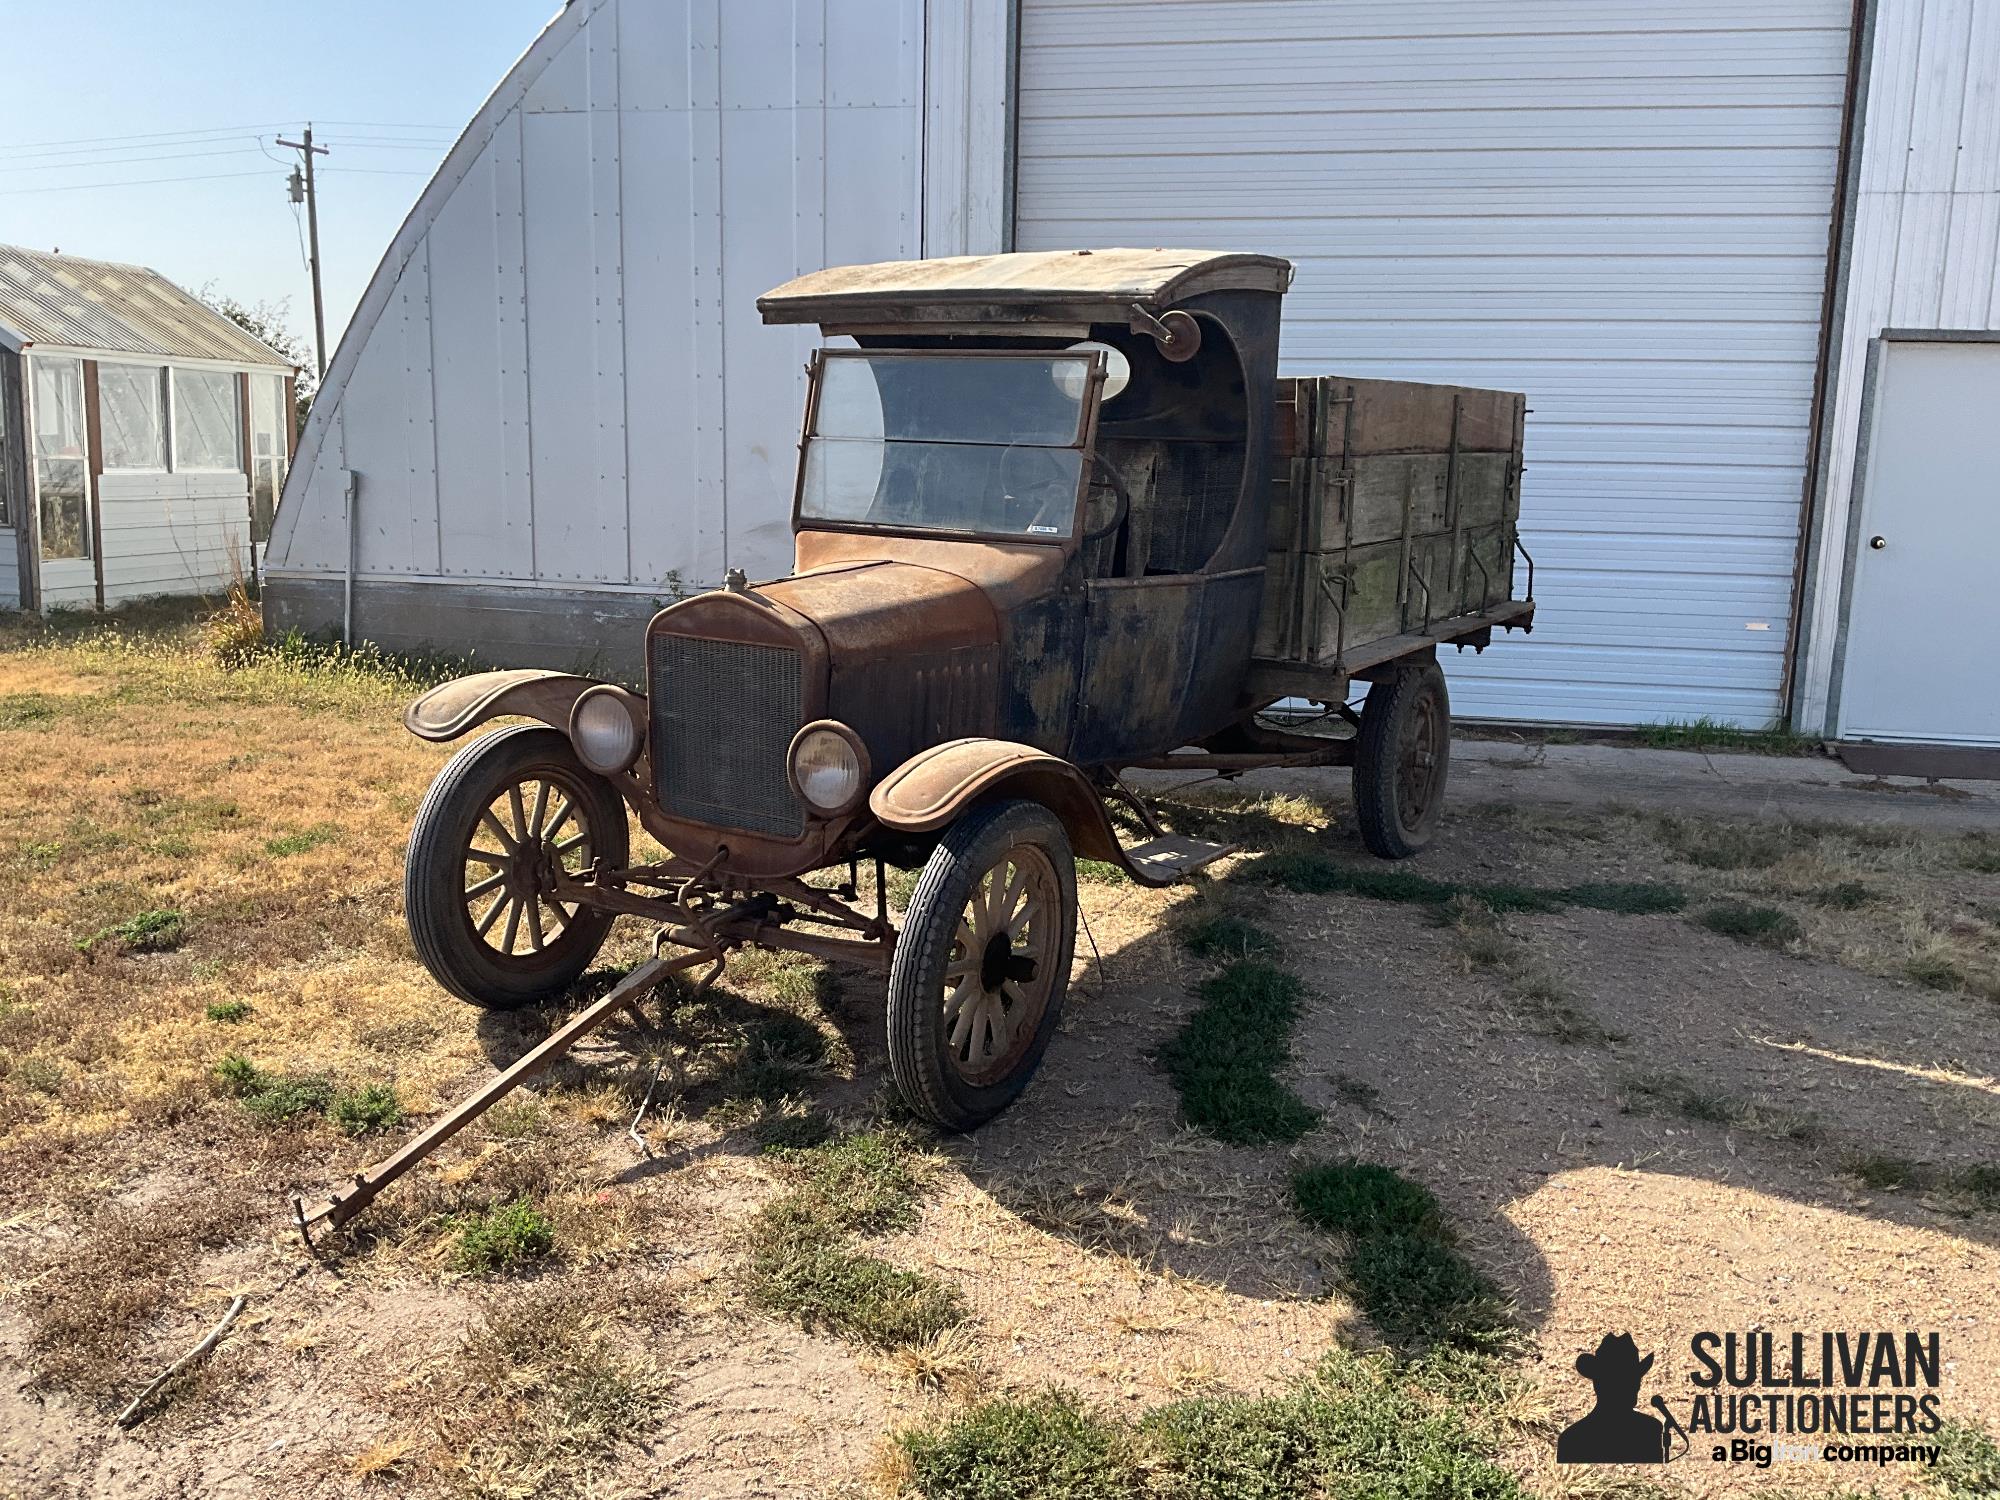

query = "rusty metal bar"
293;944;721;1243
1408;564;1434;633
1116;745;1353;772
1444;394;1464;605
1467;546;1493;615
1514;535;1537;603
723;922;894;971
1335;386;1356;667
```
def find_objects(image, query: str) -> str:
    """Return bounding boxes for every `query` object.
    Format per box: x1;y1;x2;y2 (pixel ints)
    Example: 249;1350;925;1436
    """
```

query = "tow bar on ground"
292;914;740;1247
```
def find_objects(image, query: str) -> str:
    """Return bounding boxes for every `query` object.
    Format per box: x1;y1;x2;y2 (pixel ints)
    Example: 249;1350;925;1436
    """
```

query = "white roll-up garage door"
1014;0;1852;726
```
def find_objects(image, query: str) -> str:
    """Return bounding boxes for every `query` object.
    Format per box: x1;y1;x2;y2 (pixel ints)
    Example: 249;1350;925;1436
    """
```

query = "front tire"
886;799;1078;1131
1352;661;1451;859
404;725;629;1009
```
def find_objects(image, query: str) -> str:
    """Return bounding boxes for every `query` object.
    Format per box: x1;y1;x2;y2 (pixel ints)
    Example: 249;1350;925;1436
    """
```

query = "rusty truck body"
295;249;1534;1238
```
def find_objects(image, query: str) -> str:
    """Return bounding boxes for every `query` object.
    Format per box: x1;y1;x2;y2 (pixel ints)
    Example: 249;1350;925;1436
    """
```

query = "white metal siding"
1795;0;2000;733
97;473;249;605
1015;0;1852;726
267;0;924;598
33;474;249;610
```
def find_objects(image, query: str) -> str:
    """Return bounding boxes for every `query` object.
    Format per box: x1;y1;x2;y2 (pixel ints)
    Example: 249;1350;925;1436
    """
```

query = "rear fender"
868;738;1170;887
404;669;615;743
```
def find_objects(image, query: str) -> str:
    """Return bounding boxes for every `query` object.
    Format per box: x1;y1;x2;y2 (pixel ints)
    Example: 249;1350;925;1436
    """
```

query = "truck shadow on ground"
471;795;2000;1356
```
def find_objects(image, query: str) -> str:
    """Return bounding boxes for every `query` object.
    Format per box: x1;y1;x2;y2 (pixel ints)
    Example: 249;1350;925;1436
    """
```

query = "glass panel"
251;458;279;543
32;356;85;462
172;369;240;470
98;364;166;470
812;354;1091;446
38;457;88;560
802;438;1082;538
0;359;10;527
249;373;285;459
799;353;1095;540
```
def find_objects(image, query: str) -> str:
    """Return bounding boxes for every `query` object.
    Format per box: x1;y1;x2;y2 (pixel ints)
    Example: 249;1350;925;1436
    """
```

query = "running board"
1120;834;1234;885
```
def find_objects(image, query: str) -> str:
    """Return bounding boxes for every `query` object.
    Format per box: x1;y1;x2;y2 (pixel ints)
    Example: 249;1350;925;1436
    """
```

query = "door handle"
1868;535;1887;550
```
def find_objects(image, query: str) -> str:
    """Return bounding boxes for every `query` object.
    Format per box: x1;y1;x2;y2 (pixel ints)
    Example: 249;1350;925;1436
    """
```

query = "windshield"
799;352;1095;538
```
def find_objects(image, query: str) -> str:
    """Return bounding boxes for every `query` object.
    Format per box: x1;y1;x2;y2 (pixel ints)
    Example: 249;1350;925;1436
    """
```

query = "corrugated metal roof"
0;244;293;368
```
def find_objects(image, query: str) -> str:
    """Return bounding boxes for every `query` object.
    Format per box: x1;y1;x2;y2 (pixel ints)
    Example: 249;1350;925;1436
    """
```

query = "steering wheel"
996;443;1073;525
1081;453;1132;543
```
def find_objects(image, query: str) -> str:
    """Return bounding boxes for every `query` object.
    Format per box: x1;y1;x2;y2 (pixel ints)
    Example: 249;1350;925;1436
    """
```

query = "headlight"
569;686;642;775
788;721;869;815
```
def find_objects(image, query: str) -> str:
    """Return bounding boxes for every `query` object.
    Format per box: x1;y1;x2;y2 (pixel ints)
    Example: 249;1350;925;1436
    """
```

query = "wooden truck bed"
1249;374;1534;703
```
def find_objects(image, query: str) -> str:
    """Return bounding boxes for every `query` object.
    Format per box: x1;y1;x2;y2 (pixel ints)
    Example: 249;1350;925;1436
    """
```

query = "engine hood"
756;559;1000;660
756;559;1003;777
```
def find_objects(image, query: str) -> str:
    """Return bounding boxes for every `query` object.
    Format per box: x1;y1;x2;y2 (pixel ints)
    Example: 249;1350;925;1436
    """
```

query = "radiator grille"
650;636;805;838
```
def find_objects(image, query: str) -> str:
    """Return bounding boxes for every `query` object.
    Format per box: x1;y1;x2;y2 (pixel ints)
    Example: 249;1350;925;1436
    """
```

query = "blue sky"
0;0;560;361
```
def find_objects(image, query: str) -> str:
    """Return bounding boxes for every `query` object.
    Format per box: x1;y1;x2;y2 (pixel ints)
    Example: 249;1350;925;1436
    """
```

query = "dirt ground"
0;615;1996;1499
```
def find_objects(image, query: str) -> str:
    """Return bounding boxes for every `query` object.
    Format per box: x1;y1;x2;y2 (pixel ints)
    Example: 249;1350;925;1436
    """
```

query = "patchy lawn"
0;604;1996;1499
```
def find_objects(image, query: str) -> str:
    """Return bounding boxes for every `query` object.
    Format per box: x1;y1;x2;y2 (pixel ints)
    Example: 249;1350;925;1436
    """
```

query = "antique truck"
295;250;1533;1237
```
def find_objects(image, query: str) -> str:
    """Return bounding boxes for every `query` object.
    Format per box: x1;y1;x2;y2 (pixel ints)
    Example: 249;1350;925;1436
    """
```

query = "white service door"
1013;0;1852;727
1835;340;2000;747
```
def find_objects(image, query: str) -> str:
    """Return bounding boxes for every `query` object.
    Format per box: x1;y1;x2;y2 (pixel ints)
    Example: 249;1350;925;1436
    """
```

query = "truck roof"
758;248;1293;328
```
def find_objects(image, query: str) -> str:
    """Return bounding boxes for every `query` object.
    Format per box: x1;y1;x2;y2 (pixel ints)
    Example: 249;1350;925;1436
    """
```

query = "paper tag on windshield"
1027;524;1060;535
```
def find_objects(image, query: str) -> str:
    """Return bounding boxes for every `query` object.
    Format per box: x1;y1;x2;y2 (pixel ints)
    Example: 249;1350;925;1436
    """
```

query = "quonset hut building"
264;0;2000;756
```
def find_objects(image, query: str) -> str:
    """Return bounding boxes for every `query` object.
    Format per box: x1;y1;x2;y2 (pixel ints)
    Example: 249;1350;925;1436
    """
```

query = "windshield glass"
799;352;1094;538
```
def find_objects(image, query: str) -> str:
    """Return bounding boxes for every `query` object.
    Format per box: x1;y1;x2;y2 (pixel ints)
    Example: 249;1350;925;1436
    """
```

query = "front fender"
868;738;1173;887
404;669;615;742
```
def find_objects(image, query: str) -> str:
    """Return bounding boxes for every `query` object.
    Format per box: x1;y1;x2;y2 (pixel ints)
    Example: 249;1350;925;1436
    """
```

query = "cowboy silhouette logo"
1557;1333;1683;1464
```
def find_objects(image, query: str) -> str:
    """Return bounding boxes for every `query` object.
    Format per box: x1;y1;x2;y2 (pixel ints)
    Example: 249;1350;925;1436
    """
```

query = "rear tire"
886;800;1077;1131
405;725;628;1009
1352;661;1451;860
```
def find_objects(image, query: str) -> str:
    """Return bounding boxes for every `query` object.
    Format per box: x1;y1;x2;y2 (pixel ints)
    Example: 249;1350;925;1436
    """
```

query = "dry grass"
1440;896;1622;1046
394;1283;672;1499
4;611;1999;1498
1631;810;2000;1001
18;1184;250;1400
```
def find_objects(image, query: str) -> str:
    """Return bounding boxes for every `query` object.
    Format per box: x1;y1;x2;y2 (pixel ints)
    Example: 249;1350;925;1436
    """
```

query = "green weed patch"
897;1346;1521;1500
1635;717;1818;756
1291;1160;1515;1354
264;822;341;857
1176;912;1281;963
1157;960;1317;1145
453;1199;557;1273
331;1081;403;1134
81;907;189;955
1696;902;1802;947
744;1131;964;1351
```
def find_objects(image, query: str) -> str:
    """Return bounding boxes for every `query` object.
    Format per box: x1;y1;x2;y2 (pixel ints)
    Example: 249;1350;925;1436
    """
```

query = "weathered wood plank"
1257;373;1527;677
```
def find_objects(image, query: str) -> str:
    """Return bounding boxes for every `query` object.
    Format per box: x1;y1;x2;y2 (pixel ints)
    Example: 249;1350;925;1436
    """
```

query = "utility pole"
277;124;330;379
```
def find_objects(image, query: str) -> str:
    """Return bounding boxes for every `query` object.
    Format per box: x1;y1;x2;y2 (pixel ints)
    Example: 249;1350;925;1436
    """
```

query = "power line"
0;145;269;174
317;138;456;150
0;121;451;162
0;169;276;197
0;123;295;157
289;200;312;277
311;119;457;130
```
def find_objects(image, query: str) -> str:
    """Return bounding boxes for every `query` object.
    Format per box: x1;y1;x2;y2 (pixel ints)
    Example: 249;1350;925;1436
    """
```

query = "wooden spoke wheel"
886;799;1077;1130
1352;660;1451;860
404;725;628;1009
